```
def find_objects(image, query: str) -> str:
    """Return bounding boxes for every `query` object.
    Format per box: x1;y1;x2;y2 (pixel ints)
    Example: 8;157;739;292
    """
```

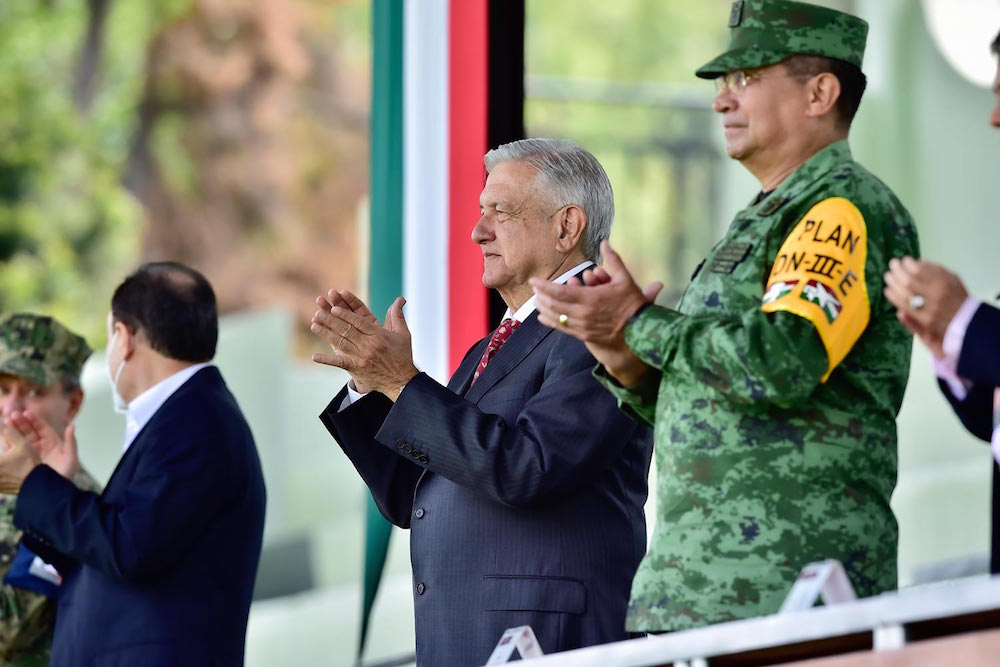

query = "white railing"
500;575;1000;666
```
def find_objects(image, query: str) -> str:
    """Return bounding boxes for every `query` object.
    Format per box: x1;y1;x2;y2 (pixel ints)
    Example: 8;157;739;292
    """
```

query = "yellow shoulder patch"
760;197;870;381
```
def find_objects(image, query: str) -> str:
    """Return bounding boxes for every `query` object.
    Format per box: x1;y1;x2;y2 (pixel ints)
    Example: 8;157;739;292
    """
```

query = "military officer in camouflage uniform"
0;314;101;666
532;0;919;633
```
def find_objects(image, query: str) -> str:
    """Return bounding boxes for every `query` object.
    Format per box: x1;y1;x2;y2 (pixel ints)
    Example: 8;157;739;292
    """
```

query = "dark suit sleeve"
375;343;642;508
956;303;1000;386
319;387;424;528
14;413;248;584
17;516;78;576
938;378;995;442
15;467;95;571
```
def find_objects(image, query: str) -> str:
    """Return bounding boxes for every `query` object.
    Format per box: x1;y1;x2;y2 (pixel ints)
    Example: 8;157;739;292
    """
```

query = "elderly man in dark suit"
883;28;1000;572
311;138;654;666
0;262;266;666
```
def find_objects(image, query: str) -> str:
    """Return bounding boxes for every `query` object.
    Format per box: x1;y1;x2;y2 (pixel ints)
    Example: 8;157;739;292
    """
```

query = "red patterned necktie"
471;318;521;386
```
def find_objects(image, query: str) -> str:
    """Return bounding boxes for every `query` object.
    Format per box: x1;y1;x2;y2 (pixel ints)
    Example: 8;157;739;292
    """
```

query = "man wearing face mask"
0;262;266;666
0;314;101;666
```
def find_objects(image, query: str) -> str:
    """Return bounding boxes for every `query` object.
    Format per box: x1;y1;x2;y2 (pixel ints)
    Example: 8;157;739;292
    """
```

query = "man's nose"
712;89;736;113
0;393;23;418
471;215;492;244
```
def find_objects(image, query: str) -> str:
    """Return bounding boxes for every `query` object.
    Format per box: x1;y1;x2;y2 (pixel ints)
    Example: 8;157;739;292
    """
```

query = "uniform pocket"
482;574;586;615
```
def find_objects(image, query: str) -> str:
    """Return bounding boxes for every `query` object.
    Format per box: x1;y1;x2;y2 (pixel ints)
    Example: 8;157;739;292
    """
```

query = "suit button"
396;440;405;449
411;449;420;458
413;507;425;519
402;444;412;453
416;582;426;595
419;454;429;464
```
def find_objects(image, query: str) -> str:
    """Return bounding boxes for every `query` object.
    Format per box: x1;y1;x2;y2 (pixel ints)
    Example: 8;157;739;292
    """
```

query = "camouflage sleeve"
623;303;829;406
0;464;99;659
0;493;53;660
0;583;53;660
592;364;660;426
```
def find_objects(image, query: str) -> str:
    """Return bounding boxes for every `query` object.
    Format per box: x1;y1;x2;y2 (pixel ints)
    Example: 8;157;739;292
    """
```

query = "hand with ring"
530;240;663;387
310;290;419;401
883;256;969;359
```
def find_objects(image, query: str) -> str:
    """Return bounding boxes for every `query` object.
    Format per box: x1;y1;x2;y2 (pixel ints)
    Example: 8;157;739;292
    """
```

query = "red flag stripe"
447;0;490;374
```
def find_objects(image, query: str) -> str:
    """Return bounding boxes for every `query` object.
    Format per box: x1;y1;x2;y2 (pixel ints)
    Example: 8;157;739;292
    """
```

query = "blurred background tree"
0;0;157;341
0;0;371;346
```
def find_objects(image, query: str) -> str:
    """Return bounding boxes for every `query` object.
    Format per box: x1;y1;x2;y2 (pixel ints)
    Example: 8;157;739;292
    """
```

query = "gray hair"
483;138;614;263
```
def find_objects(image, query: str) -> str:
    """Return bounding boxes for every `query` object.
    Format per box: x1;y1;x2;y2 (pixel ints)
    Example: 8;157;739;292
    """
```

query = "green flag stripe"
361;0;403;659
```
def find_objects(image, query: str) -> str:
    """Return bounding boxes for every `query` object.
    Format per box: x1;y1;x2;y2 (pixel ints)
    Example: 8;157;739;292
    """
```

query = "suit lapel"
449;336;491;396
462;313;553;403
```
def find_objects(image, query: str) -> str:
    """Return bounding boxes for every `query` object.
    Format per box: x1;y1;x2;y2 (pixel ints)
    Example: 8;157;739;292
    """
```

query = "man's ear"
113;321;137;362
805;72;841;120
66;387;84;421
555;205;587;254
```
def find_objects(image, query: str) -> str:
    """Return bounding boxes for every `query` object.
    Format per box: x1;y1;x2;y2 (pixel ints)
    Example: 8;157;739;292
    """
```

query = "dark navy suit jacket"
321;311;653;667
937;303;1000;572
14;367;266;667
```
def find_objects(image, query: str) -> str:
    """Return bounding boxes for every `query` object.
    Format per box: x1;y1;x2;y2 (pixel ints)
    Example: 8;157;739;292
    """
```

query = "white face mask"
106;330;128;414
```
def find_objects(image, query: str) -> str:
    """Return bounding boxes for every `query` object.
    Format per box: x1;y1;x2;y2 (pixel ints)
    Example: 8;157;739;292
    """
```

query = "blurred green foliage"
527;0;729;83
526;0;731;302
0;0;187;344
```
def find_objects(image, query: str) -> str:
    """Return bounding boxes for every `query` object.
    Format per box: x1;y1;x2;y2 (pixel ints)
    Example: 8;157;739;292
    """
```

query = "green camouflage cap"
696;0;868;79
0;313;92;387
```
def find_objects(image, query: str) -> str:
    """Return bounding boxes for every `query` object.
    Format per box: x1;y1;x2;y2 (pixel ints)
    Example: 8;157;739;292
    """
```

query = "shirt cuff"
932;355;971;401
942;297;982;364
341;380;369;411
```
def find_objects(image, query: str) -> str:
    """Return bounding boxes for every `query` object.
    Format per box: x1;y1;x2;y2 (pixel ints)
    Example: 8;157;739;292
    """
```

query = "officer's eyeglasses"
714;69;812;95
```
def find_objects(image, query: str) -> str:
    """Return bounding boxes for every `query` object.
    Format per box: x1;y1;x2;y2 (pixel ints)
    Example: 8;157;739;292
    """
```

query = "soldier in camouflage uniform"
0;314;101;666
532;0;919;633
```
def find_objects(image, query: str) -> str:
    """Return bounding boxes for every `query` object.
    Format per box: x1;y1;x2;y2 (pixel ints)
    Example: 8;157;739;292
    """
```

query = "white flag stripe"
403;0;450;383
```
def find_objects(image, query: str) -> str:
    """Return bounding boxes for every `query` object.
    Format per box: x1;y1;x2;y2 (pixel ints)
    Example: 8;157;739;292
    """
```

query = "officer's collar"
745;140;853;218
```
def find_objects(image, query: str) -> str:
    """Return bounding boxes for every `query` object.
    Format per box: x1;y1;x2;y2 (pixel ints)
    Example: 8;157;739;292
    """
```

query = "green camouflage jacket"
0;467;101;666
598;140;919;632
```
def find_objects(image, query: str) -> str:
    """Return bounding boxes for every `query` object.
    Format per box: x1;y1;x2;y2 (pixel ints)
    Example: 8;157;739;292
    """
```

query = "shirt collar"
504;260;595;323
124;362;213;452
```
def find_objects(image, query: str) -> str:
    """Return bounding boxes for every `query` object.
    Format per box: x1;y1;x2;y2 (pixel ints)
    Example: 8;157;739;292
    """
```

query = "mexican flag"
363;0;523;657
800;279;843;323
762;279;799;304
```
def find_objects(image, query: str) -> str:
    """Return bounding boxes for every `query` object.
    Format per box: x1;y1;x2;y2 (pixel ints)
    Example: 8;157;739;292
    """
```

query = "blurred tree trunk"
72;0;111;114
120;0;369;339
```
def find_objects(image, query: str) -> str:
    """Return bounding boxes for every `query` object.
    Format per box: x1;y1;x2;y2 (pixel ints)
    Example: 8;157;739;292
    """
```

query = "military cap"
0;313;92;387
696;0;868;79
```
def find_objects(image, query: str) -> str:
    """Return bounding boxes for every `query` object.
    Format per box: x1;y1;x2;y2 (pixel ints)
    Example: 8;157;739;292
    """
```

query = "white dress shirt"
344;260;595;407
123;363;213;452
